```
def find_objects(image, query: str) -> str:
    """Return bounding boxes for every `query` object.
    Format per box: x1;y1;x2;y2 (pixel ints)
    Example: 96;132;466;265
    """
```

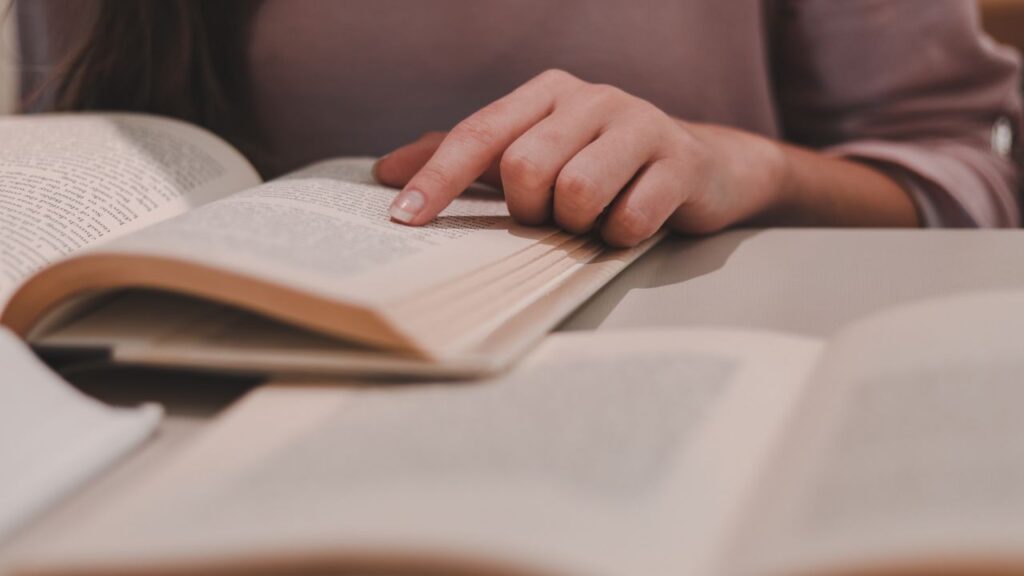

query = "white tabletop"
563;228;1024;336
5;228;1024;568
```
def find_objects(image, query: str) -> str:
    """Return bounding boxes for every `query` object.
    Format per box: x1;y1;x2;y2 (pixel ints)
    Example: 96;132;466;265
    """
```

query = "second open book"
15;290;1024;576
0;114;658;377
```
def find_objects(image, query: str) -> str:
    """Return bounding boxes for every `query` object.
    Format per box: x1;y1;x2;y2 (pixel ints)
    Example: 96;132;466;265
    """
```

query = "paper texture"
734;291;1024;575
0;328;162;543
0;114;260;309
100;158;559;307
20;329;821;576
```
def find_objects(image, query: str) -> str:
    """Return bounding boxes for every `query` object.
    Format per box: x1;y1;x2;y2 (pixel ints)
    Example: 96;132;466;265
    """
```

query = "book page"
17;329;822;576
13;159;660;359
35;291;499;379
97;158;563;308
0;328;161;548
0;113;260;309
732;291;1024;576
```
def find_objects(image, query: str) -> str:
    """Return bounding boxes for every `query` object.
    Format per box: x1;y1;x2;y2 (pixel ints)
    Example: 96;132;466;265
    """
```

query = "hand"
375;69;792;246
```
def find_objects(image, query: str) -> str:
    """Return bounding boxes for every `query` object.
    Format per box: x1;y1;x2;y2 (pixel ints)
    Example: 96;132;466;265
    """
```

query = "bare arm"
716;126;921;228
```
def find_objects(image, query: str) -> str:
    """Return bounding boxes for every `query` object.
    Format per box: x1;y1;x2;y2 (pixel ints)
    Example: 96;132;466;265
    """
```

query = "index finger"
388;69;576;225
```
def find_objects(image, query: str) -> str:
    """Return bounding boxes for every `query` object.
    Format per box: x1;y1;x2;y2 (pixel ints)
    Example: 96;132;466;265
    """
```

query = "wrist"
688;122;794;224
760;138;801;223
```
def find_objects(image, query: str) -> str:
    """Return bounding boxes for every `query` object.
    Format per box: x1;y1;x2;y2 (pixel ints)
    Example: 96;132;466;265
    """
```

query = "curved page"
0;113;260;309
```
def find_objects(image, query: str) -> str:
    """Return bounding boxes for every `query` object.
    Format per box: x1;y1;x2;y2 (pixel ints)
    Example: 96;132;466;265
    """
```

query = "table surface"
5;228;1024;568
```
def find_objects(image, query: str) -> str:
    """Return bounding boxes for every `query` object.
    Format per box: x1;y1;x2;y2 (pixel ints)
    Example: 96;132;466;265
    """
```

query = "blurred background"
983;0;1024;65
0;0;1019;116
0;0;17;115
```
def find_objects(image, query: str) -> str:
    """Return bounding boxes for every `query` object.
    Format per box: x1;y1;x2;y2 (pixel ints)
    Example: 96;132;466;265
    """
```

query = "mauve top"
18;0;1024;226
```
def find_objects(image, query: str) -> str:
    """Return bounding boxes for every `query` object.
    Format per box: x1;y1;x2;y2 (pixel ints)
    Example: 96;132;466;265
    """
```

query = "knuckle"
534;69;582;103
538;68;576;86
451;116;500;149
588;83;626;103
414;163;454;190
638;101;670;126
555;170;602;225
557;171;599;207
635;96;664;115
606;206;654;246
622;102;670;139
500;151;547;191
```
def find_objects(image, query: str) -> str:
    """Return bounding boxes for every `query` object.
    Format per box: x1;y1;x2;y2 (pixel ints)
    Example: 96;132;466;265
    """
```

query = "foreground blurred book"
0;328;160;545
0;114;657;379
12;292;1024;576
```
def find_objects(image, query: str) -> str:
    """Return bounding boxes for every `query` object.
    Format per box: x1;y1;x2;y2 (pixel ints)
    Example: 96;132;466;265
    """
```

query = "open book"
12;290;1024;576
0;113;659;377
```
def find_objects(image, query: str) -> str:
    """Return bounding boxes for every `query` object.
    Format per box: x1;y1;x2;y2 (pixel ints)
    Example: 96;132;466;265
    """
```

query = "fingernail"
389;189;425;223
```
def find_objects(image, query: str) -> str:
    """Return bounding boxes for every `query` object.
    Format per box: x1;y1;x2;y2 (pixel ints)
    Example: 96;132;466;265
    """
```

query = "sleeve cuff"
825;138;1020;228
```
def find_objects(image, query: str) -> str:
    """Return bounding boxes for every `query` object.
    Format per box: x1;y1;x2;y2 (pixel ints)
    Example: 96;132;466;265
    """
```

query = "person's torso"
247;0;779;176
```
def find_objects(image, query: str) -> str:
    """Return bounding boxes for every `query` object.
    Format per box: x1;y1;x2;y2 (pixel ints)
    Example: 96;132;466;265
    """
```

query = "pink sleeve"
775;0;1022;227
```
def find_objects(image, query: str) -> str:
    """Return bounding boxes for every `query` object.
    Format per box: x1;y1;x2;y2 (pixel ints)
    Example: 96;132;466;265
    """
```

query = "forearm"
770;141;921;228
686;122;921;230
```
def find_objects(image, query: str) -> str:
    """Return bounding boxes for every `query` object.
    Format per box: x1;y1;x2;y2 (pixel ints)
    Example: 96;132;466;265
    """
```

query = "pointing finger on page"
373;131;447;187
388;70;579;225
375;131;503;190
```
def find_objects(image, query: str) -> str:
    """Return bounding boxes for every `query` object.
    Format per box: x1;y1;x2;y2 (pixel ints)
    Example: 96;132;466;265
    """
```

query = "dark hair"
33;0;254;138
